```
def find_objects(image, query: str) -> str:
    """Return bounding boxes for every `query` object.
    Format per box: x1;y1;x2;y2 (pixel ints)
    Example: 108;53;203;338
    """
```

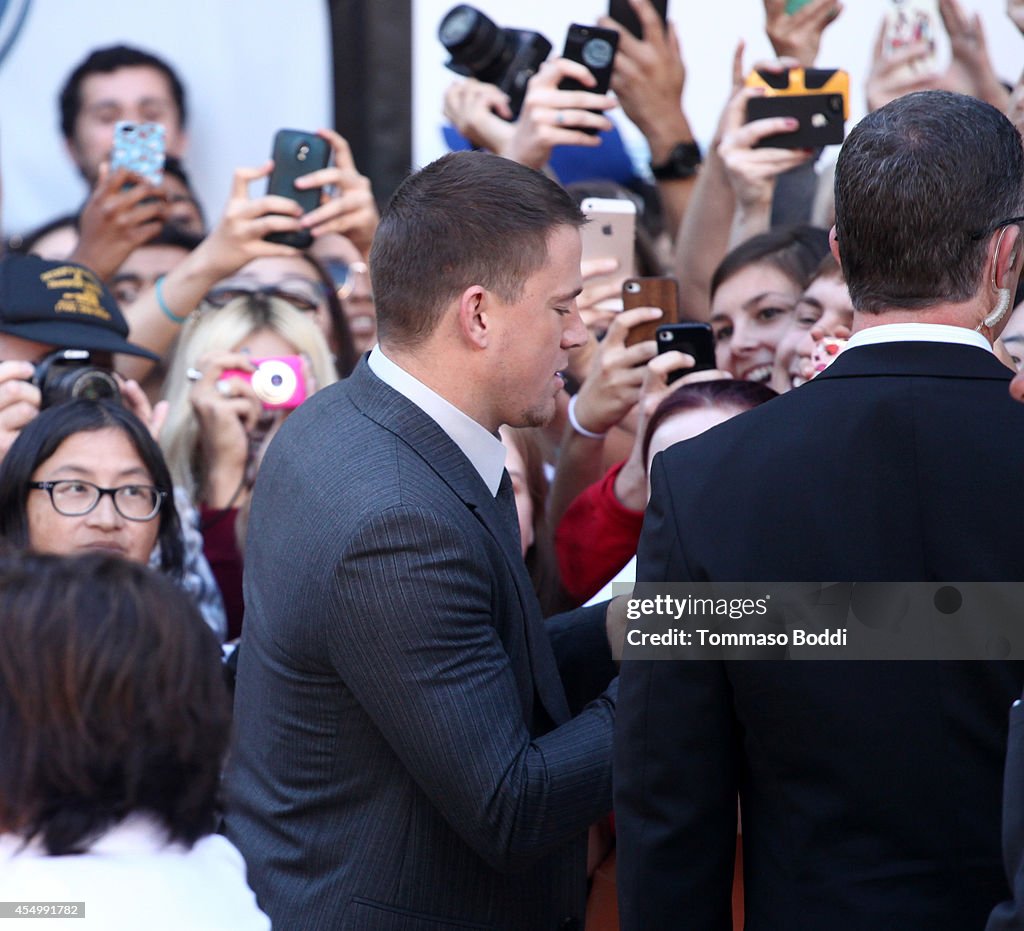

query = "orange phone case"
744;68;850;148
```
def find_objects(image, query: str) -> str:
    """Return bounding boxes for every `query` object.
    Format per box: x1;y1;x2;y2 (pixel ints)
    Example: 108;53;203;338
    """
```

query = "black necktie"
496;468;522;552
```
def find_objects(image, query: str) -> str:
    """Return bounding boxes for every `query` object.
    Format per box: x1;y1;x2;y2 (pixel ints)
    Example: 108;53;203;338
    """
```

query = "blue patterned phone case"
110;120;166;185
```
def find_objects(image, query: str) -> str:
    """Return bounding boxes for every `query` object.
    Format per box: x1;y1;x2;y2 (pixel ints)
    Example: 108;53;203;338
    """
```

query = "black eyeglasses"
970;216;1024;241
29;480;165;521
205;277;326;313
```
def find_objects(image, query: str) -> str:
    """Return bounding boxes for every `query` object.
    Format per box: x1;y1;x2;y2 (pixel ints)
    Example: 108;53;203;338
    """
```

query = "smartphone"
580;197;636;312
884;0;938;74
558;24;619;135
744;68;849;148
111;121;166;185
265;129;331;249
623;276;679;348
608;0;668;39
656;323;715;382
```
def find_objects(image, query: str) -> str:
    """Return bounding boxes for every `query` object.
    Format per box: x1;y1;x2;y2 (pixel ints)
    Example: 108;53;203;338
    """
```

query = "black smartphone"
265;129;331;249
744;68;849;149
558;24;619;135
745;94;846;148
656;323;716;382
608;0;669;39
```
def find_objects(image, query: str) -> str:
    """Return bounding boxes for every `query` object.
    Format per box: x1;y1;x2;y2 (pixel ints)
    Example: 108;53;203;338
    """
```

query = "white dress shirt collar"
846;322;993;354
368;346;507;496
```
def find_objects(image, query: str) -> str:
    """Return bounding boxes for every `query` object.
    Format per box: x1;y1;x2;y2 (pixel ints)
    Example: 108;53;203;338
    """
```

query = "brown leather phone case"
622;276;680;347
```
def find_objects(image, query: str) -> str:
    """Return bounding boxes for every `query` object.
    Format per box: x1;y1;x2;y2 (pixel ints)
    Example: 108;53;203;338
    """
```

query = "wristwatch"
650;141;703;181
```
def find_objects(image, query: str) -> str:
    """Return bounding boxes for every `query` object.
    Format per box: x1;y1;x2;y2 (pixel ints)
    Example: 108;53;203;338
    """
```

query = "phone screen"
884;0;938;72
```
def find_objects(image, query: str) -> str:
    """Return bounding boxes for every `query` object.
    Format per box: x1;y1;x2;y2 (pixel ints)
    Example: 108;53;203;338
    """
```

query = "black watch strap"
650;140;703;181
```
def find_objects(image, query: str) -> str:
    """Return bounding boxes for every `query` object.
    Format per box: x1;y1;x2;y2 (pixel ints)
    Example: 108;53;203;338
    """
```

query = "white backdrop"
0;0;331;236
413;0;1023;175
0;1;1018;235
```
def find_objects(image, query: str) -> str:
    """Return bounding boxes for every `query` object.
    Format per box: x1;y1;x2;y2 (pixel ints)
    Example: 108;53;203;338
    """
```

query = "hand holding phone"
265;129;332;249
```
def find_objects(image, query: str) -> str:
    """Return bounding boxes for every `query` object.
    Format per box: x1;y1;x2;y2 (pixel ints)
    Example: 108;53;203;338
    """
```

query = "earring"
983;288;1012;330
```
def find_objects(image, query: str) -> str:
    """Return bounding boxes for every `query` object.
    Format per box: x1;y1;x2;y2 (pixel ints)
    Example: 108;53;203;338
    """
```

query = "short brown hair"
835;91;1024;313
0;553;231;854
370;151;584;349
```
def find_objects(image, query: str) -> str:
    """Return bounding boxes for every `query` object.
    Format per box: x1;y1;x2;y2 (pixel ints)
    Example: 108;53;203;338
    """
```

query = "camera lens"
438;4;512;86
70;369;120;403
438;5;479;45
582;37;614;71
251;360;298;407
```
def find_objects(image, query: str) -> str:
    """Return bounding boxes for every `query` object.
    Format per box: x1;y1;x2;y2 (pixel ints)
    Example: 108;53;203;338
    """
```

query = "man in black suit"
615;90;1024;930
223;152;622;930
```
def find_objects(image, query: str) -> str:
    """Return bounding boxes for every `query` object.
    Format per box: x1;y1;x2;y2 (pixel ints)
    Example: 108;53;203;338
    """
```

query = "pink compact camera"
221;355;307;409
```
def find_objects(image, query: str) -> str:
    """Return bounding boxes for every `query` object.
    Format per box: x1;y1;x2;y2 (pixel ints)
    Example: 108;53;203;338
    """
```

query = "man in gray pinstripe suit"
224;151;622;930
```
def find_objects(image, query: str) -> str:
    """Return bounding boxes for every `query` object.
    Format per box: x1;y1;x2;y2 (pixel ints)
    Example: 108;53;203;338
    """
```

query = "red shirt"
555;461;643;604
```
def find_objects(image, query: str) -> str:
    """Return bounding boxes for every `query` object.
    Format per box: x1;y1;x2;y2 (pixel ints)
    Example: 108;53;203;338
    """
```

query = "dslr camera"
32;349;120;409
438;5;551;120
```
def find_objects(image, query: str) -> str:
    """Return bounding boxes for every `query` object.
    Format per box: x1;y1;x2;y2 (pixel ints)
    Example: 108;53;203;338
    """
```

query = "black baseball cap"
0;254;158;360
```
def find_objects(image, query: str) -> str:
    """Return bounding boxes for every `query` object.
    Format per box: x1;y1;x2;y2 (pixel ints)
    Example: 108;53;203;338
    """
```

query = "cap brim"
0;320;160;361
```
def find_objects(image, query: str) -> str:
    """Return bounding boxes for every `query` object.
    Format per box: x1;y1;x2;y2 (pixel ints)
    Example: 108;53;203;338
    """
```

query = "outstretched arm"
600;0;697;239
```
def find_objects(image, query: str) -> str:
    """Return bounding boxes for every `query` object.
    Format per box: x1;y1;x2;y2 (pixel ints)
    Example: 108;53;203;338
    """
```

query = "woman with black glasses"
0;399;184;577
